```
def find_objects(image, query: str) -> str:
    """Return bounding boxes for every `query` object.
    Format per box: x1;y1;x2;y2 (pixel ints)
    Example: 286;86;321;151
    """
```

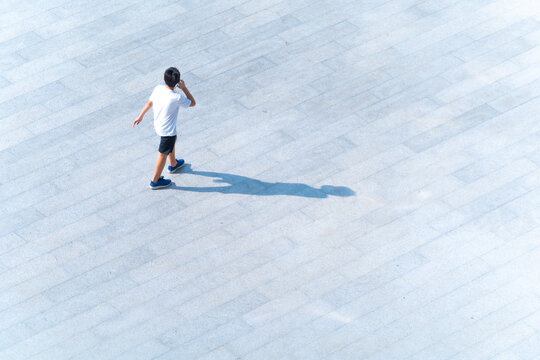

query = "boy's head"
164;67;180;88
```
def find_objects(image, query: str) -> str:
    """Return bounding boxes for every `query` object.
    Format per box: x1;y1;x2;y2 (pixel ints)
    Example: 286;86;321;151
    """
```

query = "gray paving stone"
212;14;302;58
510;332;540;359
0;80;68;119
3;303;119;359
404;104;500;152
488;78;540;112
0;75;11;90
453;18;540;61
0;31;43;57
0;323;36;353
0;53;26;74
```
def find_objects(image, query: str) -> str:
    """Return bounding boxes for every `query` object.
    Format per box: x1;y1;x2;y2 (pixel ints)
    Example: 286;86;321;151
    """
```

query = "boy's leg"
168;139;177;167
152;153;168;183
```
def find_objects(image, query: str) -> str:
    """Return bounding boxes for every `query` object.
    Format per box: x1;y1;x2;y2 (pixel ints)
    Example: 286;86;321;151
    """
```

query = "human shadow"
171;164;355;198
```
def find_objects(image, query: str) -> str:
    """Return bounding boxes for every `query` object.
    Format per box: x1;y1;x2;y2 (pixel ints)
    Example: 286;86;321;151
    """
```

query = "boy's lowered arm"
132;101;152;126
177;80;196;107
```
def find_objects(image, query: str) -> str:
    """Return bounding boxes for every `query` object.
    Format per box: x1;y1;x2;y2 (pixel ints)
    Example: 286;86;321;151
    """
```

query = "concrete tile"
488;78;540;112
195;40;280;81
0;31;43;57
114;339;170;360
210;14;301;59
404;104;500;152
222;10;280;37
1;304;119;359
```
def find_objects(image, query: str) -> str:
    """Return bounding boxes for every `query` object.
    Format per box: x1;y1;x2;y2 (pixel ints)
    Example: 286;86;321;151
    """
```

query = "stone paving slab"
0;0;539;359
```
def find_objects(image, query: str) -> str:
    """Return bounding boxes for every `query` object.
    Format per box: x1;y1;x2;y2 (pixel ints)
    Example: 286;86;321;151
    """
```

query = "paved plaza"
1;0;539;359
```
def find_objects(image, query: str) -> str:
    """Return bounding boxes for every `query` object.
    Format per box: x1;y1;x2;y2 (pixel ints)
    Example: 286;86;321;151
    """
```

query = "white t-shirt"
149;85;191;136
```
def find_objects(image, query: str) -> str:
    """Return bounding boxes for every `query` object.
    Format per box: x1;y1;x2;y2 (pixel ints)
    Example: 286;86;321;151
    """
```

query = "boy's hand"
177;80;196;107
132;117;142;127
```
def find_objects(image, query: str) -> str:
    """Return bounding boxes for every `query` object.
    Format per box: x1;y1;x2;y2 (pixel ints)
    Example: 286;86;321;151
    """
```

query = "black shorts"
159;135;176;155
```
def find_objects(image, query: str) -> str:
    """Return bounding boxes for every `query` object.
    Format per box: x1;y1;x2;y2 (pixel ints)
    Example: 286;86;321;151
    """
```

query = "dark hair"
164;67;180;87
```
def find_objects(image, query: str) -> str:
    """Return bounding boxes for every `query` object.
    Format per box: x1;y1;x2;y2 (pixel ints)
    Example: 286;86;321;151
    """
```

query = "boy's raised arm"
177;80;196;107
133;101;152;126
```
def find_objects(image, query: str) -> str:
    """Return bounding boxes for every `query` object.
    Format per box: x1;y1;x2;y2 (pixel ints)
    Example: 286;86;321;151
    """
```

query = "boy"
133;67;196;189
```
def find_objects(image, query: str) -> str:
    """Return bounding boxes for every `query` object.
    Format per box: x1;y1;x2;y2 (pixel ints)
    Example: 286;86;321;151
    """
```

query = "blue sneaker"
149;177;171;190
168;159;185;173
